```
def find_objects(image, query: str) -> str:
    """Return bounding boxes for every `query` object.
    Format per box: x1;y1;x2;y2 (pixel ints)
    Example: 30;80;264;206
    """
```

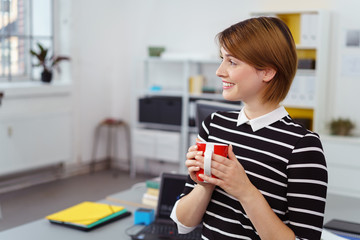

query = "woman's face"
216;47;267;104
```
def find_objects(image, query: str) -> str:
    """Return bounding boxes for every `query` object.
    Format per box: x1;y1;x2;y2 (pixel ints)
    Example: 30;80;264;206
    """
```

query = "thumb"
228;145;237;161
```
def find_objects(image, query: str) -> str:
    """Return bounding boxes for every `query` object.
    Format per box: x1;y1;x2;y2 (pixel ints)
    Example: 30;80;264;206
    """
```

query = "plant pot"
41;70;53;83
332;127;352;136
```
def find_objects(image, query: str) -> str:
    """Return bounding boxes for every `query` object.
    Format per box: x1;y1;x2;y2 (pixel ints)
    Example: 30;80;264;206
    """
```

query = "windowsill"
0;81;72;99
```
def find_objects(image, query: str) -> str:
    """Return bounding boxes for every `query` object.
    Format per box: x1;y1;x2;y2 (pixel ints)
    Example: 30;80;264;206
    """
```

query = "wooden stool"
0;92;4;106
91;118;131;175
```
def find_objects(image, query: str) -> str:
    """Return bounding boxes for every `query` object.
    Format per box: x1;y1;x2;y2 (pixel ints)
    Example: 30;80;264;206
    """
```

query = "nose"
216;61;226;78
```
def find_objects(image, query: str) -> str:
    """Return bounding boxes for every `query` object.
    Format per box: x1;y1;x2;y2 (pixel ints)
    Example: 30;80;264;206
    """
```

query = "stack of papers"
45;201;131;231
142;178;160;208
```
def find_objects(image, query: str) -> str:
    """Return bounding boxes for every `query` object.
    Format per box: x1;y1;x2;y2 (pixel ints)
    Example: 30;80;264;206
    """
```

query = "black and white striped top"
181;107;327;240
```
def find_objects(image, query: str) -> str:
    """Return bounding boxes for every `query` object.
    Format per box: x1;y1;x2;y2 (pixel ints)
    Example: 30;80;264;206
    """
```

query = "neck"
243;101;280;120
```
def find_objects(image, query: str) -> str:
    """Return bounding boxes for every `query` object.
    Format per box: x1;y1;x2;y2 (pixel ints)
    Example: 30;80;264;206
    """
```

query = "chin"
222;92;241;102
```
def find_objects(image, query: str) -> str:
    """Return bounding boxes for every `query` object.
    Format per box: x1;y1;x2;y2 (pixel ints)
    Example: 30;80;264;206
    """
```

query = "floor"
0;169;148;232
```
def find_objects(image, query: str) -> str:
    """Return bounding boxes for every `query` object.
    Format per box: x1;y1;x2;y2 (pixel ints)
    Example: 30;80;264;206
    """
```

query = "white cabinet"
133;129;180;163
132;129;157;159
156;131;181;163
300;13;319;48
321;136;360;197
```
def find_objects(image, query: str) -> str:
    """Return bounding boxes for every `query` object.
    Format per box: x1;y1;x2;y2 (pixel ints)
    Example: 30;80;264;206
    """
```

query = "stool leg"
106;125;112;169
112;122;130;177
111;125;120;177
91;125;102;173
124;123;132;175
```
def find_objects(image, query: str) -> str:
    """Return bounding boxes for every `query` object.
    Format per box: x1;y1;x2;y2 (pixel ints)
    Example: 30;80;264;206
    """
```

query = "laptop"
131;172;202;240
324;219;360;239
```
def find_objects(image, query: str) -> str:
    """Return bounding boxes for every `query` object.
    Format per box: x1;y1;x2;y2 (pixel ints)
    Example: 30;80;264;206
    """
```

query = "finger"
211;154;231;167
186;151;196;160
188;171;199;184
185;159;199;168
199;174;219;185
196;138;202;143
210;145;236;166
185;156;204;169
188;144;198;152
188;166;200;173
194;154;204;165
228;145;237;161
209;165;227;180
209;157;226;176
186;150;203;160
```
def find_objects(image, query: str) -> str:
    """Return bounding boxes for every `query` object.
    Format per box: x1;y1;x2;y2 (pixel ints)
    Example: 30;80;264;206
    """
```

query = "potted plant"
329;118;355;136
30;43;70;83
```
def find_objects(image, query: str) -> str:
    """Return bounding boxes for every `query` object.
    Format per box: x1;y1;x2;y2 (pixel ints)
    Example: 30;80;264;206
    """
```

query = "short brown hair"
216;17;297;104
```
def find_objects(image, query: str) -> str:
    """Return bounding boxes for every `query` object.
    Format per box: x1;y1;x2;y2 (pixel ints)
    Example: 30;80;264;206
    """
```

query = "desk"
0;183;359;240
0;185;149;240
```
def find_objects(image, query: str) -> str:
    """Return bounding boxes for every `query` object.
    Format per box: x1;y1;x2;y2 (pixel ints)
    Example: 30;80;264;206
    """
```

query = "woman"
170;17;327;240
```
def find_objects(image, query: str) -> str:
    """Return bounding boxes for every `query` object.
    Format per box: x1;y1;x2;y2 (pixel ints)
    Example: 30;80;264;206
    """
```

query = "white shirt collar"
237;106;289;132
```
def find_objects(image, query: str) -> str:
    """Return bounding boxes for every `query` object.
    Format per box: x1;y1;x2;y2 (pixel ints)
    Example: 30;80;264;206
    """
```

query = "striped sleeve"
286;133;328;240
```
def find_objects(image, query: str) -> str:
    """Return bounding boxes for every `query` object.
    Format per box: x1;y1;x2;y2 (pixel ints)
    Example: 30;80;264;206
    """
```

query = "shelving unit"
252;10;330;132
131;57;227;176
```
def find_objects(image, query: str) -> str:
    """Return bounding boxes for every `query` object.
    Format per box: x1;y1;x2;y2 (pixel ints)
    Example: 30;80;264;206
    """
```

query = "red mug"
195;142;228;182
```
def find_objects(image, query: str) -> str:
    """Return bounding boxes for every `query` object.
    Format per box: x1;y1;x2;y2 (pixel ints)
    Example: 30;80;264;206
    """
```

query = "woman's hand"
185;143;201;183
185;140;215;189
175;139;217;229
199;145;255;201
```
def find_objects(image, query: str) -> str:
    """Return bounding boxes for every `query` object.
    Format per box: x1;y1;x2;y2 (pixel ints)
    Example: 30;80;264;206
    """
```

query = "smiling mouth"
223;81;235;87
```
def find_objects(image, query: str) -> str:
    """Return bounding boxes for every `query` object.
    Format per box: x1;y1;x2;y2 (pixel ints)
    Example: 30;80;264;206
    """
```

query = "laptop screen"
156;173;187;220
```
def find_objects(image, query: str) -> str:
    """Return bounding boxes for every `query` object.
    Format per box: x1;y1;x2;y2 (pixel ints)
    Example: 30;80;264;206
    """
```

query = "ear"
262;68;276;82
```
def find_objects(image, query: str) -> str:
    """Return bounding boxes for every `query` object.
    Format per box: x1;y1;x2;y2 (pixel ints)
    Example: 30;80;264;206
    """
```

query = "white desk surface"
0;182;359;240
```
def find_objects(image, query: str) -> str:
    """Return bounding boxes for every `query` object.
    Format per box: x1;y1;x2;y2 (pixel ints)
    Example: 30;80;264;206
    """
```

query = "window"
0;0;53;82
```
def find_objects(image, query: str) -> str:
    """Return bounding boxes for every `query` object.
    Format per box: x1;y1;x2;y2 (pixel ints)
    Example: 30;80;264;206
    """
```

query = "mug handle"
204;145;214;179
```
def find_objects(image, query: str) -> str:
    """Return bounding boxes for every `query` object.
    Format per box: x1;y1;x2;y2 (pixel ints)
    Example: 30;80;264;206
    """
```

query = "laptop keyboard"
142;223;201;239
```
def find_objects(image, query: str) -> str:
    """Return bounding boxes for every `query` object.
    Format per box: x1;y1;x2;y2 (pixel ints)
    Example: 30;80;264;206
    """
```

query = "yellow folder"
46;201;124;226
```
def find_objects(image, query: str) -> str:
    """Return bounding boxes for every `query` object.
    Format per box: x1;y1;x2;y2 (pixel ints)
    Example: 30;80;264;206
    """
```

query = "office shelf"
131;57;223;176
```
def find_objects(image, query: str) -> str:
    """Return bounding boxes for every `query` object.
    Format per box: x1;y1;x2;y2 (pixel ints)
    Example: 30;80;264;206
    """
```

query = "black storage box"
139;96;182;125
298;58;316;69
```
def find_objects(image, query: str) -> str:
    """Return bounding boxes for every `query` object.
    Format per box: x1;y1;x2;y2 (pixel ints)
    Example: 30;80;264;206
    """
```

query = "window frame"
0;0;54;83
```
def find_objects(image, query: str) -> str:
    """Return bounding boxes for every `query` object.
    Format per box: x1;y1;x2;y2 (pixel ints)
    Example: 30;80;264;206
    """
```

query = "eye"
229;60;237;66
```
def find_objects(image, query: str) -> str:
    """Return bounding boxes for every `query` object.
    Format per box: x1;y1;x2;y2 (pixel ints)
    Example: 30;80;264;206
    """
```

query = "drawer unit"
133;129;180;163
